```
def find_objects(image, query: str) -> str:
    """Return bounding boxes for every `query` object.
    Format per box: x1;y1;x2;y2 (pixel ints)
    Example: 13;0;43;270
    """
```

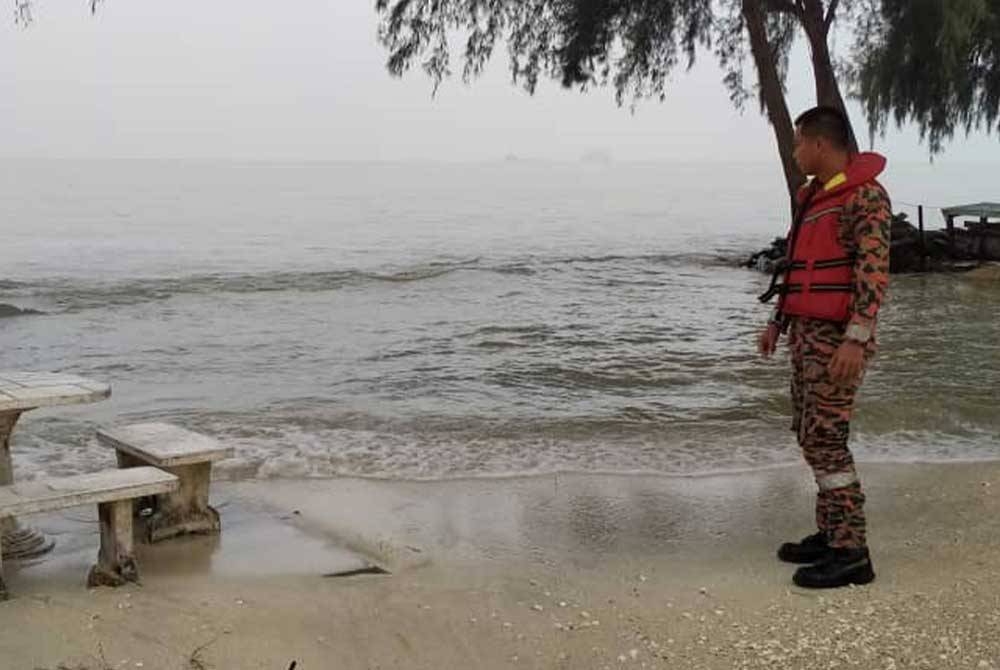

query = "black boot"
777;531;831;564
792;547;875;588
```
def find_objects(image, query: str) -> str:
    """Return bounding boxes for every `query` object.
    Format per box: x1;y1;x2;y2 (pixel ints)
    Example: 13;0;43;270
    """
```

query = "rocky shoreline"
745;213;998;274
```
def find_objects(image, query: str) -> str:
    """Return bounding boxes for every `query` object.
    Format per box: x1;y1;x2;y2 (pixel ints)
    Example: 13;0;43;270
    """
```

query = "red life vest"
777;153;887;323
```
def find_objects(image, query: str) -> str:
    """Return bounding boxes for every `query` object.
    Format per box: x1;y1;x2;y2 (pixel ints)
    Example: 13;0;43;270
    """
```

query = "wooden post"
947;215;956;256
918;205;927;271
87;499;138;588
981;216;989;259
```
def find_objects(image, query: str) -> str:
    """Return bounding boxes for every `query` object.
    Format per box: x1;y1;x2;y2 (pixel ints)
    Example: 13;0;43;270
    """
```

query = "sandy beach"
2;461;1000;669
5;2;1000;669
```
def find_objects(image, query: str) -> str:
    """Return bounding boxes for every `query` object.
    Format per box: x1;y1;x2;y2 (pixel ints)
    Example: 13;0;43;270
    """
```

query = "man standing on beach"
757;106;892;588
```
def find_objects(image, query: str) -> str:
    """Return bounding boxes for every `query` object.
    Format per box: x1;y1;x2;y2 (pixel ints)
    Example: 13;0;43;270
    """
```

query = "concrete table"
0;371;111;559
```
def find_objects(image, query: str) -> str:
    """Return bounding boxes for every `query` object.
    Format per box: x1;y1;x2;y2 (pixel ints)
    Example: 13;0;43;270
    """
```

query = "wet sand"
2;462;1000;669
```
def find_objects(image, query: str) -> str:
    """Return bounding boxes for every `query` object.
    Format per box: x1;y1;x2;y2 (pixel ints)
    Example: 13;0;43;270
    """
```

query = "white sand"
3;462;1000;669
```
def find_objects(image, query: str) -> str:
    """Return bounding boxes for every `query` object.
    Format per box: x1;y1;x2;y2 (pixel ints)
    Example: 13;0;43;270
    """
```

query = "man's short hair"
795;106;851;150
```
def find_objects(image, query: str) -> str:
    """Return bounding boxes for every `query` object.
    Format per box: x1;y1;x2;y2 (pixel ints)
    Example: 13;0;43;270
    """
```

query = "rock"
744;237;788;273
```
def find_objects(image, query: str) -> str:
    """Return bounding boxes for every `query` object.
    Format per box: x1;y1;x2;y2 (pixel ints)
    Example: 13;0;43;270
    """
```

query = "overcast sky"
1;0;997;163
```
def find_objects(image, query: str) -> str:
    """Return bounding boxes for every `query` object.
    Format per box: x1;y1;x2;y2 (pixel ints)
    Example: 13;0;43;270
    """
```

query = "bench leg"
0;532;7;600
87;499;139;588
116;451;158;519
145;462;221;543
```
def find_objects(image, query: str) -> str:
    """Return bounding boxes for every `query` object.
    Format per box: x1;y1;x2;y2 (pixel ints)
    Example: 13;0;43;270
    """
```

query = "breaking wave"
0;303;44;318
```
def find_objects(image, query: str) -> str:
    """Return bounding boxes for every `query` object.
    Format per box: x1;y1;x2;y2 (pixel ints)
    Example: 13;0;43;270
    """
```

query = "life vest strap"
758;262;788;303
787;256;855;271
778;282;853;294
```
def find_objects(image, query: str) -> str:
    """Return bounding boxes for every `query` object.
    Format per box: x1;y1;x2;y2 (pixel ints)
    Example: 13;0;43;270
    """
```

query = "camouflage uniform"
787;182;891;550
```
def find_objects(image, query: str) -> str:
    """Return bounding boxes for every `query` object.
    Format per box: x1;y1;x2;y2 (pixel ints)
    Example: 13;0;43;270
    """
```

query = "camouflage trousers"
788;317;876;549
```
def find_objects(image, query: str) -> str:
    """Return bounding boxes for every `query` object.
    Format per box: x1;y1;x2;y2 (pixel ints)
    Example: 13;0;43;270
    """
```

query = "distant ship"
581;150;613;165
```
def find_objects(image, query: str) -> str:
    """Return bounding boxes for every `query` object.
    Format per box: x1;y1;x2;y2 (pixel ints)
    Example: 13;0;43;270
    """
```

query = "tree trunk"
799;0;859;152
743;0;805;205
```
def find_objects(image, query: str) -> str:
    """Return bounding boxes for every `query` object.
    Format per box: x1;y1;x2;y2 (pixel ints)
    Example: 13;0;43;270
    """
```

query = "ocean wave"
552;252;731;267
0;303;44;318
3;263;481;312
10;405;998;483
2;251;733;314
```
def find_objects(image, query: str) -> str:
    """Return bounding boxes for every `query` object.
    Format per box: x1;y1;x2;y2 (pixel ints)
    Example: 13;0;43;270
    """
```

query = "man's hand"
758;323;780;358
828;340;866;385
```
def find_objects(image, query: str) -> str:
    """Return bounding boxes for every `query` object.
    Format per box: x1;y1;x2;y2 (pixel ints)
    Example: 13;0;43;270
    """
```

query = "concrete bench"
97;423;233;543
0;467;178;599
